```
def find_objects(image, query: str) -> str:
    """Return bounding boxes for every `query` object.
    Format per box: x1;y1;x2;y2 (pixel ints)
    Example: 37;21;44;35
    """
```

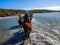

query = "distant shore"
0;16;18;19
0;12;58;19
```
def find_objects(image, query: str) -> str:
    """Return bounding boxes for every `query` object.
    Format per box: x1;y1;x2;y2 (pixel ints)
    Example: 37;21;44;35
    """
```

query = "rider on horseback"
18;13;23;28
18;11;33;38
23;11;33;38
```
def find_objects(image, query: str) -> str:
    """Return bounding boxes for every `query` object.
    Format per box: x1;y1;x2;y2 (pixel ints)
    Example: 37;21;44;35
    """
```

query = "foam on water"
0;17;60;45
28;18;60;45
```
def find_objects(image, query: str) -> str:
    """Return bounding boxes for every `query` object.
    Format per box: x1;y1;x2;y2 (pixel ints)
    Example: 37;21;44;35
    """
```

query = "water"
0;17;18;31
0;17;19;45
31;12;60;45
0;12;60;45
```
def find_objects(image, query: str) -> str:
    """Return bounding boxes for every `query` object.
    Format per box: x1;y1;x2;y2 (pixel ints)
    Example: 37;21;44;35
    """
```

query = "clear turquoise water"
34;12;60;31
0;12;60;45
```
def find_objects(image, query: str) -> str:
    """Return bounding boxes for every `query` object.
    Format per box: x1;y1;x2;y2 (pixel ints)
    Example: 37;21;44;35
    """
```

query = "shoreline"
0;14;24;19
0;12;57;19
0;16;18;19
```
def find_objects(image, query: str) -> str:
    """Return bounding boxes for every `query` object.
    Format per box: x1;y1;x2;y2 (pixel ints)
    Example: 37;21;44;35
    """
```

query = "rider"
18;13;23;28
29;12;33;21
18;13;22;19
23;11;33;23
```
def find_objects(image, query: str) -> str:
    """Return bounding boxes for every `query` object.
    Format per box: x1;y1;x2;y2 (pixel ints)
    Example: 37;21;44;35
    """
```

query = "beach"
0;16;18;19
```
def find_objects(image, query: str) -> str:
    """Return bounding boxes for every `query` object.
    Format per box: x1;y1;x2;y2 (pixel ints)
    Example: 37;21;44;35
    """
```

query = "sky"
0;0;60;10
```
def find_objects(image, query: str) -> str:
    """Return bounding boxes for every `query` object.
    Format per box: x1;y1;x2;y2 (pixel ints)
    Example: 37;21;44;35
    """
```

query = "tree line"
0;9;59;17
0;9;26;17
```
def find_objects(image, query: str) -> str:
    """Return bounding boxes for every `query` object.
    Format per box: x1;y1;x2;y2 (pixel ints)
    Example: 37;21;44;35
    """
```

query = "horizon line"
0;6;60;11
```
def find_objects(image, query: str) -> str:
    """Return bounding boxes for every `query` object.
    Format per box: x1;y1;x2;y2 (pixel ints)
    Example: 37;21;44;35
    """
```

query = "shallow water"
0;12;60;45
32;12;60;45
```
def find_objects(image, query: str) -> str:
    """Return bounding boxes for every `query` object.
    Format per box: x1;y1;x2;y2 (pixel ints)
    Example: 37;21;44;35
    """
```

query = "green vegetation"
0;8;60;17
0;9;26;17
29;9;60;13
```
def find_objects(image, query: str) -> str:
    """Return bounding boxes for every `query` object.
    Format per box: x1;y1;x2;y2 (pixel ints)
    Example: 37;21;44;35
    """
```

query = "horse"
18;14;33;39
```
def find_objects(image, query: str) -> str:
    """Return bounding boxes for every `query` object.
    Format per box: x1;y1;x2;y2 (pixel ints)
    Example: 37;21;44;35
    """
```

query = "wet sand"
0;16;18;19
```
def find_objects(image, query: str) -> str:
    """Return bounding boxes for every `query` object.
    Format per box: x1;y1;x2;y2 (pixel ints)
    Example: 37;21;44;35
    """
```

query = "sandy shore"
0;16;18;19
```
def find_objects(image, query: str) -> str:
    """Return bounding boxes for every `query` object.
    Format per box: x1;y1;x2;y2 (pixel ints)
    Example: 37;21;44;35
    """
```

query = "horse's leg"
18;20;23;29
22;23;32;39
24;27;29;38
27;27;32;38
22;24;27;36
25;26;29;38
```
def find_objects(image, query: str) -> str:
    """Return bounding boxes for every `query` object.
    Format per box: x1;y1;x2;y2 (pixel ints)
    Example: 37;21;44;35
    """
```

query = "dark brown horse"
18;16;32;39
23;22;32;38
18;18;23;28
